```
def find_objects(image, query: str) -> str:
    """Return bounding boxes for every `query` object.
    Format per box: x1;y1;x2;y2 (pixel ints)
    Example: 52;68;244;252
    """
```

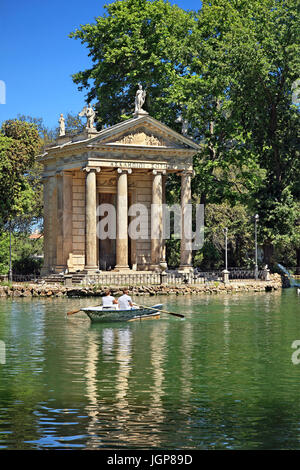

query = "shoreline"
0;274;282;298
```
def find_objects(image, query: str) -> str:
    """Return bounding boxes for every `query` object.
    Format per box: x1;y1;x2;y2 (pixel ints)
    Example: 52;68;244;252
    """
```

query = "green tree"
196;203;255;269
63;112;86;135
186;0;300;264
1;114;85;233
0;120;41;228
17;112;86;142
0;231;43;275
70;0;299;268
70;0;196;127
70;0;266;205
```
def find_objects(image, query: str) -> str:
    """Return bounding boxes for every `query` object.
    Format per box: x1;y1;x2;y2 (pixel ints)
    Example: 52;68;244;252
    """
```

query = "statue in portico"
58;113;65;136
134;84;147;115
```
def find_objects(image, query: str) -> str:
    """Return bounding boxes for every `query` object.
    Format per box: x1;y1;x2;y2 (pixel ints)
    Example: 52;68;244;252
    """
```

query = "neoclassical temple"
40;99;200;275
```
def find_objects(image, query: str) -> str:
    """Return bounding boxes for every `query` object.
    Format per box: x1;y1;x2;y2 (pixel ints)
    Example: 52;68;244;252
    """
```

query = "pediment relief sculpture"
114;131;167;147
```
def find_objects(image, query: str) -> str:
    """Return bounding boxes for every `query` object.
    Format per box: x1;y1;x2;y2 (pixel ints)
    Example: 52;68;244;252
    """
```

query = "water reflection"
179;321;193;404
149;324;167;440
223;296;231;350
101;328;114;357
0;291;300;449
85;330;99;448
115;329;131;416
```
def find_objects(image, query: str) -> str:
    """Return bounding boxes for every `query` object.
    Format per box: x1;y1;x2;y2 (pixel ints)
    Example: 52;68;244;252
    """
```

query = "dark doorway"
99;193;116;270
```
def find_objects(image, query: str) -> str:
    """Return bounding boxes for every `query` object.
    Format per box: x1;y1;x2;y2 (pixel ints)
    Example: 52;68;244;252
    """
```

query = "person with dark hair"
102;290;118;309
118;289;133;310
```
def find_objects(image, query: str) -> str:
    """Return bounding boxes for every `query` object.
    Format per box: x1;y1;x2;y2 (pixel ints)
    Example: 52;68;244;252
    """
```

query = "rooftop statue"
134;84;148;116
79;104;96;129
175;114;189;137
58;113;65;137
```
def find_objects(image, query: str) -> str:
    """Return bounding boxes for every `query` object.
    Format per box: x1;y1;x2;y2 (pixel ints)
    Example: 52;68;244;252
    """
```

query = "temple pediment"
87;115;200;151
39;113;200;169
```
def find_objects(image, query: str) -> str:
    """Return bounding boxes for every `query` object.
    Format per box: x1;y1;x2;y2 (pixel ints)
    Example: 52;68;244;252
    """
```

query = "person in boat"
102;290;118;309
118;289;134;310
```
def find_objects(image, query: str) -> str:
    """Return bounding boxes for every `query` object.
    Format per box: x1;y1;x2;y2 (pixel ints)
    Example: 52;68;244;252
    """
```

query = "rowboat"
81;303;163;323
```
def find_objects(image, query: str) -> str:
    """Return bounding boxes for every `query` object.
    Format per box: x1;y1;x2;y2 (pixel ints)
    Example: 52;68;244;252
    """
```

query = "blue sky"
0;0;201;130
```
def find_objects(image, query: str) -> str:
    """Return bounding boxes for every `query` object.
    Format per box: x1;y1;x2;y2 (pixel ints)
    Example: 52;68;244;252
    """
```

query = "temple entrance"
98;192;132;270
98;193;116;270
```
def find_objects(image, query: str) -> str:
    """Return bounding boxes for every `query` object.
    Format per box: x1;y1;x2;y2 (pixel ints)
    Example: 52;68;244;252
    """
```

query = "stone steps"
71;273;87;284
38;274;65;284
39;272;88;285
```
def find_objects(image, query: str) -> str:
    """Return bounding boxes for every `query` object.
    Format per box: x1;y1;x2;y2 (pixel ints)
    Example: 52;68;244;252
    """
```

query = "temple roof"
41;114;200;156
39;114;200;176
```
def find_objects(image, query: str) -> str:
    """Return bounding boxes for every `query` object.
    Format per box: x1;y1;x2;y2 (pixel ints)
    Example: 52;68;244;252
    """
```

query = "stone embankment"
0;274;282;298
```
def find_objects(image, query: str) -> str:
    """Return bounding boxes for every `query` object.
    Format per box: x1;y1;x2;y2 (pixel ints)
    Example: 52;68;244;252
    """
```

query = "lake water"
0;289;299;450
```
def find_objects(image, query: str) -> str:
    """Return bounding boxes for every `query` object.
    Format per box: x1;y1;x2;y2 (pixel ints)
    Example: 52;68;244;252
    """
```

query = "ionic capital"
152;169;166;176
177;170;194;177
82;166;101;173
117;168;132;174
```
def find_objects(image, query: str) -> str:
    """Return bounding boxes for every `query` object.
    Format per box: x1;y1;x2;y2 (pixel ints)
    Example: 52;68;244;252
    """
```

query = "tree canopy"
0;114;85;275
70;0;300;267
0;120;42;229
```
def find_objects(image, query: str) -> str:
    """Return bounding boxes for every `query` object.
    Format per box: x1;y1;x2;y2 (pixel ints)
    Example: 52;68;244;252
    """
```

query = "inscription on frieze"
109;161;168;170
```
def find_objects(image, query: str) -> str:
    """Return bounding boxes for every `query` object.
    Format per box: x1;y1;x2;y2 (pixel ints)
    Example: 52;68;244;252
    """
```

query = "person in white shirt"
102;290;118;309
118;289;134;310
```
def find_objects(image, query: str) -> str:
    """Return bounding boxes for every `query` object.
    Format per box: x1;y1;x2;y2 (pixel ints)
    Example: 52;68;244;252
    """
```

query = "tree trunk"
263;243;274;267
296;248;300;275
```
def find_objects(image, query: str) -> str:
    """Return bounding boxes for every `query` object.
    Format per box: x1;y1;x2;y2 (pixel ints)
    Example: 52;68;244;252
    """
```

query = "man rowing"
118;289;134;310
102;290;118;309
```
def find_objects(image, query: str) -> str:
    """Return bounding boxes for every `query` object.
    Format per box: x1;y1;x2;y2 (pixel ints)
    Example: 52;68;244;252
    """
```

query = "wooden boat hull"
81;304;163;323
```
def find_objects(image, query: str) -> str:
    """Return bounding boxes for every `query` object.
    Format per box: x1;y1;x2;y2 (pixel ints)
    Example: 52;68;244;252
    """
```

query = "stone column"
63;172;73;268
162;174;167;266
178;170;194;273
41;177;50;275
54;171;73;273
129;189;137;270
56;173;64;271
151;170;165;271
49;175;57;272
115;168;131;271
84;167;100;271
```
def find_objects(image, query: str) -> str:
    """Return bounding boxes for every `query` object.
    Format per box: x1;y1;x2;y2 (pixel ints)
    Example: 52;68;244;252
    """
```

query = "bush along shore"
0;274;282;298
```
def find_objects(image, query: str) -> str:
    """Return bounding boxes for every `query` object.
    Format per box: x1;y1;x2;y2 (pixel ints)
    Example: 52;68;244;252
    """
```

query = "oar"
139;304;185;319
67;305;100;316
67;308;81;316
